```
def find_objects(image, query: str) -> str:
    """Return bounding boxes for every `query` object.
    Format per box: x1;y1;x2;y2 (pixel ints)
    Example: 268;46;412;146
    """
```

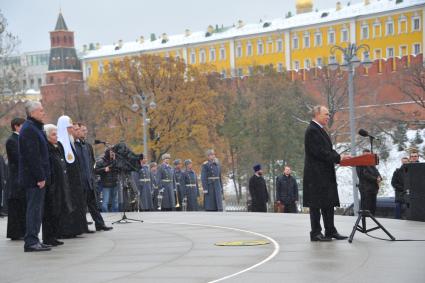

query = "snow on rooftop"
83;0;425;60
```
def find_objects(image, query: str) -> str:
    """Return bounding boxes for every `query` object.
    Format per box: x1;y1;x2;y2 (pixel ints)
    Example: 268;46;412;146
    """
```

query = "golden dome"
296;0;313;14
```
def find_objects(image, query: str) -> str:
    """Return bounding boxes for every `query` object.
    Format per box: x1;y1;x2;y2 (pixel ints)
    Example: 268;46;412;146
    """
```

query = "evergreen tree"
412;130;424;145
377;135;390;161
393;123;408;151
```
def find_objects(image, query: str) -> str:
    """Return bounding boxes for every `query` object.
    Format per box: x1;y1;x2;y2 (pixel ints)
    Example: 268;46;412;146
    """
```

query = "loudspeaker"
404;163;425;222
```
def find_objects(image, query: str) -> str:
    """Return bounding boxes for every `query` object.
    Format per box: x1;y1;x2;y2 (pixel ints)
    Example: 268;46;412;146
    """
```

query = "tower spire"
55;11;68;31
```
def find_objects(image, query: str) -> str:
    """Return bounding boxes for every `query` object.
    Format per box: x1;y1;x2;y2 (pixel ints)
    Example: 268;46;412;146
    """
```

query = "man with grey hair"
303;105;349;242
19;101;51;252
201;149;224;211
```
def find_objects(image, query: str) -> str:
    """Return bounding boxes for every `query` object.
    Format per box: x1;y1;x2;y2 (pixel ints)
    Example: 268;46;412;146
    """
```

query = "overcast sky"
1;0;361;52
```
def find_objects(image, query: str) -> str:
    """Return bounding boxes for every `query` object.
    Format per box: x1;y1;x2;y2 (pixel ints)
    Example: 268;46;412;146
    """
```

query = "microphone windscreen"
358;129;369;137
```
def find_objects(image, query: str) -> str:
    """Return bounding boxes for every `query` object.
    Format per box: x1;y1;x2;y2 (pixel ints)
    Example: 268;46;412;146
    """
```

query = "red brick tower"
41;12;84;122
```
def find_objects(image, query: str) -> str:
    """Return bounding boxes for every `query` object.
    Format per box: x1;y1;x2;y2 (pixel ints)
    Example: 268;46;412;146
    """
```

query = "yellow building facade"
82;0;425;84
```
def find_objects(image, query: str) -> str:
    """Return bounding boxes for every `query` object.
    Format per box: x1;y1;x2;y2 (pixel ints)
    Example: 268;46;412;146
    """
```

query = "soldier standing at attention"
173;159;185;211
157;154;175;211
134;154;154;211
183;159;199;211
150;162;160;210
201;149;224;212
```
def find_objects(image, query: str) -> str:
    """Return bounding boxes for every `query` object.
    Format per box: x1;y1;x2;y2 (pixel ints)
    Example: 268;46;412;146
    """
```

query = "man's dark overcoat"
303;121;341;208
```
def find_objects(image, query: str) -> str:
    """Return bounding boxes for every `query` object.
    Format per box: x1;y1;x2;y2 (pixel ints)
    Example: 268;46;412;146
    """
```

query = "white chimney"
336;1;342;11
237;20;244;28
185;29;192;37
139;36;144;44
118;39;123;48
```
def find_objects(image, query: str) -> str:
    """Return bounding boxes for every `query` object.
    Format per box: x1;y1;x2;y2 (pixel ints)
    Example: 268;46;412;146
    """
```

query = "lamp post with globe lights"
130;91;156;160
328;43;373;215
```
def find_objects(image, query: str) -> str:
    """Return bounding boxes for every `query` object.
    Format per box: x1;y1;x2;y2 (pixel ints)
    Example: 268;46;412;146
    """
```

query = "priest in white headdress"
56;115;88;238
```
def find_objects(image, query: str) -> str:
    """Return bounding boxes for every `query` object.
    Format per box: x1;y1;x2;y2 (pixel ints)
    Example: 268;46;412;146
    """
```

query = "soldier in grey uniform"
183;159;199;211
133;154;154;211
173;159;185;211
150;162;160;210
157;153;175;211
201;149;224;211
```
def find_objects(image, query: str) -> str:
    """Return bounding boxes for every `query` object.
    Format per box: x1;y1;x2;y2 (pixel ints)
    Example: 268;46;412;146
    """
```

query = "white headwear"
57;115;75;164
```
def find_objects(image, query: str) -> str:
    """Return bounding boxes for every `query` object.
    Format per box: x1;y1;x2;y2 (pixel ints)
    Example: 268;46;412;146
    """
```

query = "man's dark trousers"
309;206;336;236
24;186;45;247
86;188;105;228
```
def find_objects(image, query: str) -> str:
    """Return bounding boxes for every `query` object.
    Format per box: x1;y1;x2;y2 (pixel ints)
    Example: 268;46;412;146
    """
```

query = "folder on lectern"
340;153;379;167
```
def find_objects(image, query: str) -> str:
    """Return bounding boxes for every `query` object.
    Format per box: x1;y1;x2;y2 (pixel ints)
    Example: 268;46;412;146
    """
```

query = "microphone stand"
348;133;395;243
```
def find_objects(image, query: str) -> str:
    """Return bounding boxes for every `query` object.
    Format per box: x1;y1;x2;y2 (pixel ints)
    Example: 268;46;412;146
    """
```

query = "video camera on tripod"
95;140;141;212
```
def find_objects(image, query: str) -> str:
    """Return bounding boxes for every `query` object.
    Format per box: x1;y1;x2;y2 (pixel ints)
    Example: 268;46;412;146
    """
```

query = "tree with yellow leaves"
92;54;225;168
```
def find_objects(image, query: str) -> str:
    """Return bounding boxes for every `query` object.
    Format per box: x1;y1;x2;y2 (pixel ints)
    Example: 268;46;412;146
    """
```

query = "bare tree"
398;62;425;109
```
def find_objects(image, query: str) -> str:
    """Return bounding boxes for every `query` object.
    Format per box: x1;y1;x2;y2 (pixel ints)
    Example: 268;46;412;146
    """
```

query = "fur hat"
161;153;171;160
253;164;262;172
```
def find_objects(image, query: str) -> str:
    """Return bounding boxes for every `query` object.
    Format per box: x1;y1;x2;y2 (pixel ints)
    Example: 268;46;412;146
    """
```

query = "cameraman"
95;149;119;212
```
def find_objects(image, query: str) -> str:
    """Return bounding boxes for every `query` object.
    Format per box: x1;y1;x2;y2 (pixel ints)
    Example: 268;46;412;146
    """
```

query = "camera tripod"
112;172;143;224
348;209;395;243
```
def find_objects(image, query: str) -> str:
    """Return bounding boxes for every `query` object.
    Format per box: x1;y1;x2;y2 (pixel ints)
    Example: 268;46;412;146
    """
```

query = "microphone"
358;129;379;140
94;139;107;145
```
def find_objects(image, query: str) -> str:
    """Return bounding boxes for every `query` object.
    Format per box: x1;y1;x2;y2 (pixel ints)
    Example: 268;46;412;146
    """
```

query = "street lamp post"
328;43;372;215
131;92;156;160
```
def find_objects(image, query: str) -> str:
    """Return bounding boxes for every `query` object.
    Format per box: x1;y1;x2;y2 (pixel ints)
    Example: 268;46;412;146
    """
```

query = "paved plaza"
1;212;424;283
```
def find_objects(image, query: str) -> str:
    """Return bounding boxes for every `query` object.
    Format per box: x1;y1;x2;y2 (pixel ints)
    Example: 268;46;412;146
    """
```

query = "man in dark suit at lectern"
303;105;349;242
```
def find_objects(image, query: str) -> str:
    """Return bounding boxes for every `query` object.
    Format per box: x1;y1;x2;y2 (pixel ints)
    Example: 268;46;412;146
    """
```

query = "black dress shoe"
24;243;51;252
54;240;64;245
43;241;58;247
85;229;96;234
310;233;332;242
96;226;113;231
40;243;53;248
326;233;348;240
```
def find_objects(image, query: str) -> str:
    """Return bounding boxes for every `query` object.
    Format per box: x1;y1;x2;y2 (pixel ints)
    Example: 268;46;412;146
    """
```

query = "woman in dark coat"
42;124;73;245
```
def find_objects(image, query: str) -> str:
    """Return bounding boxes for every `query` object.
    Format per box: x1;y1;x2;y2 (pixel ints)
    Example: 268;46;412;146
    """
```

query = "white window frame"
293;36;299;49
276;39;283;52
316;57;323;68
341;29;349;42
294;60;300;71
304;59;311;70
386;20;394;36
373;22;382;38
267;38;273;54
257;40;264;55
303;33;310;48
387;47;395;58
247;42;253;56
190;50;196;64
412;16;421;32
209;48;216;62
219;47;226;61
314;32;322;47
236;43;242;58
200;49;206;63
398;15;408;34
87;65;92;76
399;45;408;57
98;62;104;74
277;62;283;72
361;24;369;40
413;43;421;55
328;30;335;45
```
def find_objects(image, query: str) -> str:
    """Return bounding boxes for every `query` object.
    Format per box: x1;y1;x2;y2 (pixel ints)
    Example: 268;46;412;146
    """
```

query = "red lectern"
340;153;379;167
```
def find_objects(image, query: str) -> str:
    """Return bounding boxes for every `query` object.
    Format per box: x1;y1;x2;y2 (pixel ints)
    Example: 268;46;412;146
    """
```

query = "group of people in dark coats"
4;102;112;253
